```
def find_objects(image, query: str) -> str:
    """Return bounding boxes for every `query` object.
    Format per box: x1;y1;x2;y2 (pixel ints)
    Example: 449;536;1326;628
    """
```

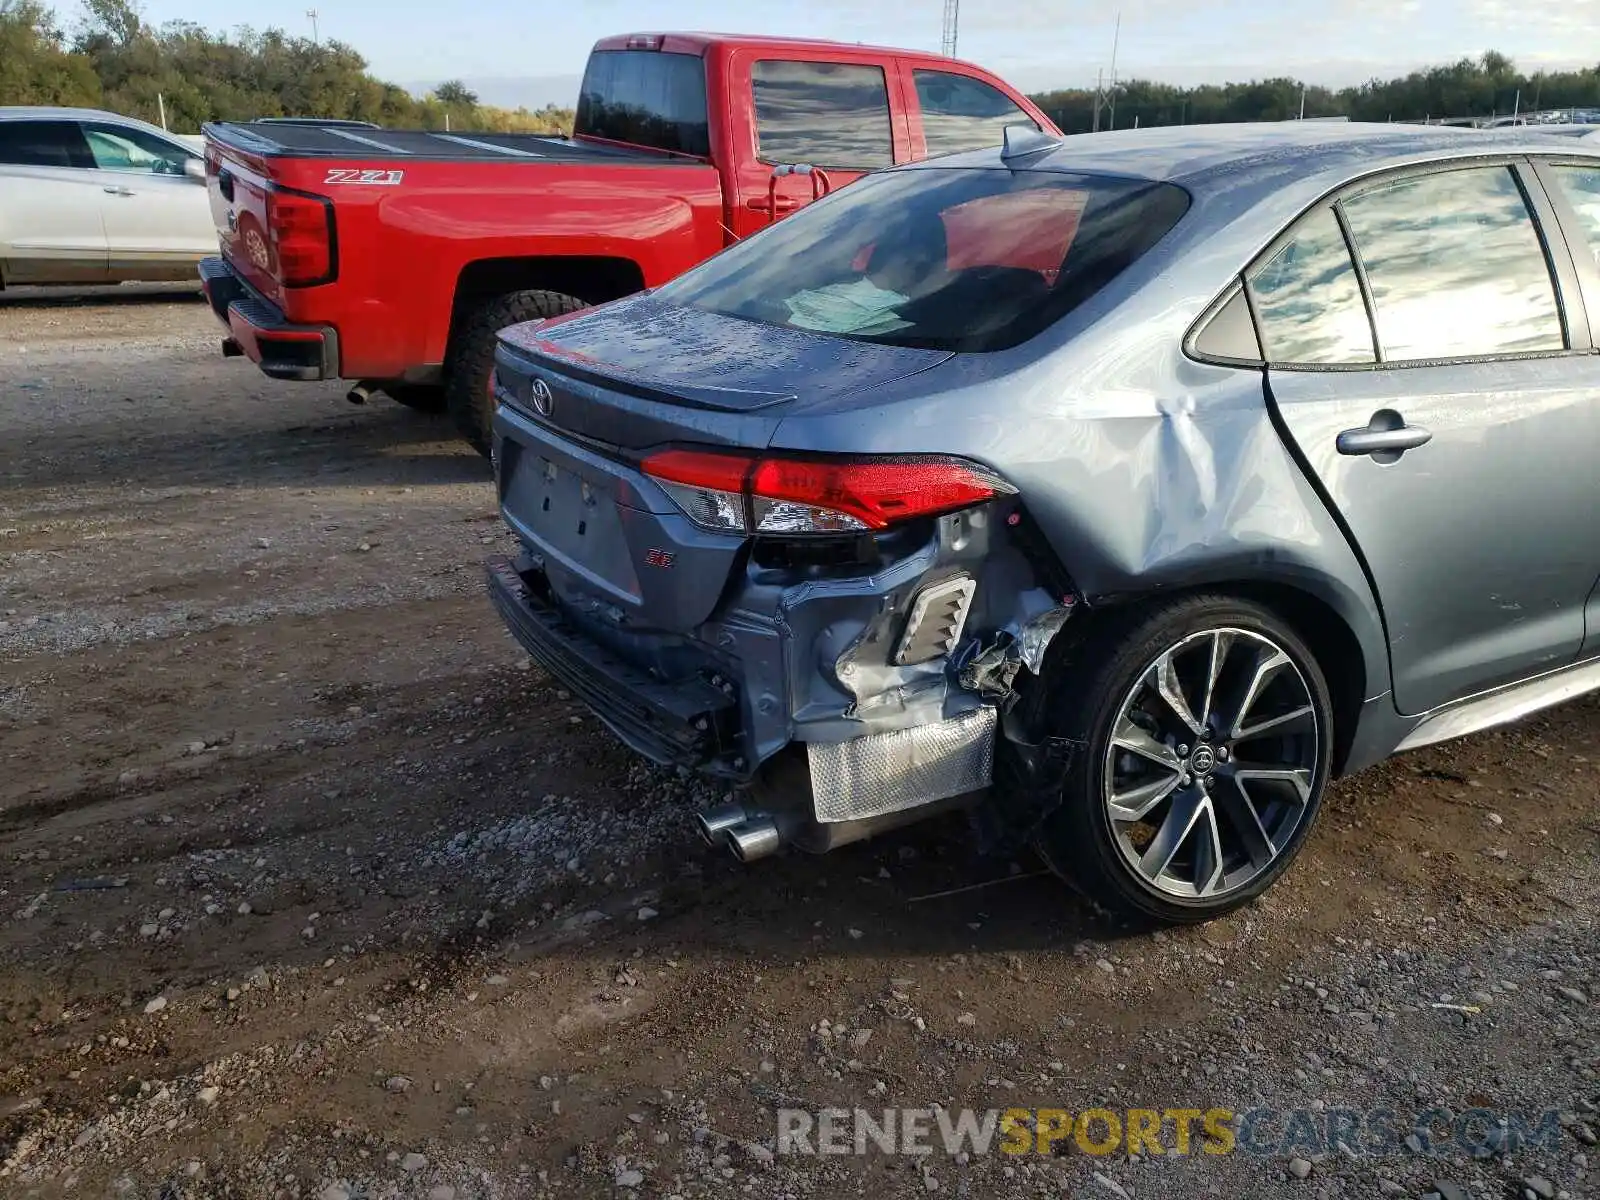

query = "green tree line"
6;2;1599;139
1033;52;1600;131
0;0;574;133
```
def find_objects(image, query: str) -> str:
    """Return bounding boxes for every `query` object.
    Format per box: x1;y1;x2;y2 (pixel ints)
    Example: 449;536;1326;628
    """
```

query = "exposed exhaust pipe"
695;802;748;846
726;817;782;863
346;381;374;405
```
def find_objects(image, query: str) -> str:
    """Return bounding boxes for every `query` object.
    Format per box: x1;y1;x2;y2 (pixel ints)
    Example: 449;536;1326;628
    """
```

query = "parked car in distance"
1522;124;1600;139
0;107;213;288
486;122;1600;924
196;33;1058;452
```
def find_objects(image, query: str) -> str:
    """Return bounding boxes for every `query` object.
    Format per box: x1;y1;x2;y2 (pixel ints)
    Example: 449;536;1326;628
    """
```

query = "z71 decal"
323;168;405;186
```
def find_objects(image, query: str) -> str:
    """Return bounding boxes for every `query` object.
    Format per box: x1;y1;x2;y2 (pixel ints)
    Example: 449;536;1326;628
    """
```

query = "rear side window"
752;60;893;170
82;123;194;175
1544;164;1600;268
658;168;1190;352
914;70;1036;156
1249;207;1375;365
1340;166;1564;360
0;120;91;168
575;50;710;157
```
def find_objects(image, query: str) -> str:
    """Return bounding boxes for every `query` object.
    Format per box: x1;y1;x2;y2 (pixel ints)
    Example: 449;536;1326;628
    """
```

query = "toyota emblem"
529;377;555;417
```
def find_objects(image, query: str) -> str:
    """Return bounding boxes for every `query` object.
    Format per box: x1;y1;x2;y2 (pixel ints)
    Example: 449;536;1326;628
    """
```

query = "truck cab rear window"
658;169;1190;353
575;50;710;157
752;60;894;170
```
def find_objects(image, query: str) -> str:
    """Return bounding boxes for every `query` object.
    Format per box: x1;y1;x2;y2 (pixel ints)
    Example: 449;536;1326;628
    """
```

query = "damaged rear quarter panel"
765;226;1391;711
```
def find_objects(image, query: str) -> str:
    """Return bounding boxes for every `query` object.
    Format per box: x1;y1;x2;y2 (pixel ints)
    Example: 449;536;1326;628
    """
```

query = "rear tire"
1013;594;1334;925
445;289;588;456
384;384;445;413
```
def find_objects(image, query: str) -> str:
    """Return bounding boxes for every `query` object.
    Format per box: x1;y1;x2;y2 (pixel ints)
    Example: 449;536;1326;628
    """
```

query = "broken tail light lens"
266;187;335;287
642;449;1014;535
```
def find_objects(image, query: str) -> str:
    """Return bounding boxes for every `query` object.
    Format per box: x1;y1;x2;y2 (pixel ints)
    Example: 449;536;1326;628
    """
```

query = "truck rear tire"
446;289;589;456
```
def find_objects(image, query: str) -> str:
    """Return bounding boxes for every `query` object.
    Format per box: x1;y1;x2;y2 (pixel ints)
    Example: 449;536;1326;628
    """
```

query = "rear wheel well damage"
980;580;1366;856
446;254;646;356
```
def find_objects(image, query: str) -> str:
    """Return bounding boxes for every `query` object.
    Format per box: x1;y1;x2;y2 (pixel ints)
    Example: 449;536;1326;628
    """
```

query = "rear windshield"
575;49;710;157
658;169;1191;352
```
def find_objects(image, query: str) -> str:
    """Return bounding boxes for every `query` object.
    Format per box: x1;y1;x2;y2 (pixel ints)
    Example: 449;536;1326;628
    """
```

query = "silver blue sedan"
486;121;1600;923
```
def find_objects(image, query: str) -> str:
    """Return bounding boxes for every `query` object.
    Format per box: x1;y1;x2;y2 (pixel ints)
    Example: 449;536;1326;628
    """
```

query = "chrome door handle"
1336;410;1433;459
103;186;135;196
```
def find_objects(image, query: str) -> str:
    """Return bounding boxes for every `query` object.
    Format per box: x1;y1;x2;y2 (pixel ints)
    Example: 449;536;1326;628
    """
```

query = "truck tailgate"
201;119;724;380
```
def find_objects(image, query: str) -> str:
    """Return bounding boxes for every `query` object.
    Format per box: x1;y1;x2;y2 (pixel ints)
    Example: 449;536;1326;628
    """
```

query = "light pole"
307;9;319;44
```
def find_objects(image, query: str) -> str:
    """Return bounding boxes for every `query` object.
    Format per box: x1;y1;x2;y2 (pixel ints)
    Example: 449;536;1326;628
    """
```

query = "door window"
913;70;1035;155
1340;166;1564;360
0;120;92;168
1544;164;1600;269
81;123;195;176
752;60;893;170
1248;207;1375;365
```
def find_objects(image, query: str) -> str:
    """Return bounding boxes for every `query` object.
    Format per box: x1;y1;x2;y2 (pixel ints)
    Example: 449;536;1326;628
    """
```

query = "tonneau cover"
203;121;692;164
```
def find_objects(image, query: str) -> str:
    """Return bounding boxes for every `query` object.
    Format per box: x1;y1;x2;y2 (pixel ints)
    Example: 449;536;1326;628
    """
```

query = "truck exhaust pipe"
726;817;782;863
696;803;749;846
346;381;375;405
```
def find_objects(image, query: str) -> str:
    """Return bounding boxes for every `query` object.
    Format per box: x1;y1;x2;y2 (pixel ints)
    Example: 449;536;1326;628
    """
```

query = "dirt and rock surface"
0;287;1596;1200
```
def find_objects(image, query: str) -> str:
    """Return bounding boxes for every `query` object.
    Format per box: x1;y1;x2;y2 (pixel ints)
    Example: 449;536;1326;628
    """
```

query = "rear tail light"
643;449;1014;536
266;187;335;287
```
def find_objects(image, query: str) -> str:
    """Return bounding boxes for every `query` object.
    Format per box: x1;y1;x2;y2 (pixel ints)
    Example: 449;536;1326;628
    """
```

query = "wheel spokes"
1104;626;1321;903
1111;715;1181;771
1215;644;1292;741
1210;773;1276;868
1150;650;1204;739
1198;629;1234;732
1231;765;1314;803
1192;801;1227;896
1108;771;1183;821
1108;716;1184;820
1234;704;1315;742
1138;785;1206;882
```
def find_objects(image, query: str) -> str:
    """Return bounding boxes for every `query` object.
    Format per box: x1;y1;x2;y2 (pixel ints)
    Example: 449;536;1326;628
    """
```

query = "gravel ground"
0;289;1595;1200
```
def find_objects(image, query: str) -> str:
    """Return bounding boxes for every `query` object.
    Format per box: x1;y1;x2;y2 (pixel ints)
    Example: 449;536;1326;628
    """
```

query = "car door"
0;119;109;283
1532;157;1600;660
1253;160;1600;716
79;121;213;279
726;50;907;241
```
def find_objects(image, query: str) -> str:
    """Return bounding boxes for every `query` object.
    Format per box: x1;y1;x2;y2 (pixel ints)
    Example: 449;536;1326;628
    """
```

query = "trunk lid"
498;294;953;436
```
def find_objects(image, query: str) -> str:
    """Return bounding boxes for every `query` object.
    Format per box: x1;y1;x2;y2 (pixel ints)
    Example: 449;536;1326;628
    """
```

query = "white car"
0;107;215;288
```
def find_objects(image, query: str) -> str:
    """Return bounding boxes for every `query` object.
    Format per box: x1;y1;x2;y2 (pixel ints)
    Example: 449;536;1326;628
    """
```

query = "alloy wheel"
1102;627;1321;900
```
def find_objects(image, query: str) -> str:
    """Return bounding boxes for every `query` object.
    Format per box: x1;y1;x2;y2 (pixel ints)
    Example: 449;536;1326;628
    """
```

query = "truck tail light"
266;187;335;287
643;449;1014;535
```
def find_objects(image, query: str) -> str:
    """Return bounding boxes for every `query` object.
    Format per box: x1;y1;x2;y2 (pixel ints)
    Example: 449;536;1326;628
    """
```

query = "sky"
130;0;1598;107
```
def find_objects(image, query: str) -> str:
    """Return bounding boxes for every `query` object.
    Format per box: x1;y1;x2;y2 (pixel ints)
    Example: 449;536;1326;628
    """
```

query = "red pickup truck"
197;33;1057;453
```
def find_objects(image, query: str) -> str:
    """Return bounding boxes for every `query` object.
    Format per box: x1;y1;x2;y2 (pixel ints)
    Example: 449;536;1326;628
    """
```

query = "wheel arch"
1071;571;1383;777
444;254;646;364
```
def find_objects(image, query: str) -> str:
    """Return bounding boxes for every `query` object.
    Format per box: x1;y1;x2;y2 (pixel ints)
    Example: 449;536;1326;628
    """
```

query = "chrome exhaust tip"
726;817;782;863
695;803;748;846
346;382;373;405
